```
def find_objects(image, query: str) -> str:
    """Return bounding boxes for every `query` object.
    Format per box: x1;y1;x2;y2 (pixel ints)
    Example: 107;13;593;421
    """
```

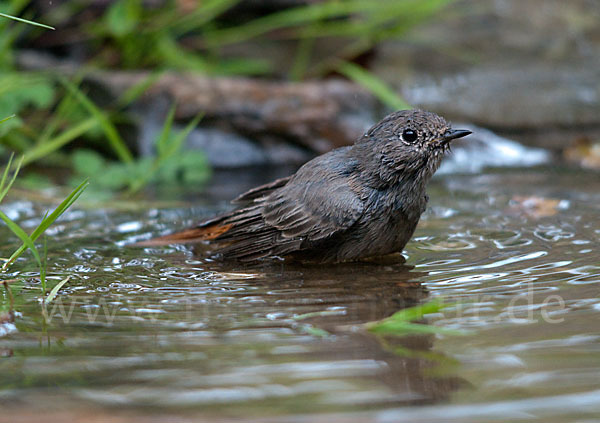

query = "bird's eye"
402;129;418;143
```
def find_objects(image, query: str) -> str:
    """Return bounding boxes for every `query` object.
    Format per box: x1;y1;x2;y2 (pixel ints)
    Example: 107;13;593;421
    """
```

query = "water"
1;166;599;422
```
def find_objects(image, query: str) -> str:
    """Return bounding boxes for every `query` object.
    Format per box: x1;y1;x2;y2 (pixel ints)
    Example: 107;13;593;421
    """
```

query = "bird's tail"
132;222;233;246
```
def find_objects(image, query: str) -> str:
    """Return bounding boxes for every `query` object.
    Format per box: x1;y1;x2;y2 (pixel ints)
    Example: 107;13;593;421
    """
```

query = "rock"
184;126;311;167
402;66;600;150
373;0;600;79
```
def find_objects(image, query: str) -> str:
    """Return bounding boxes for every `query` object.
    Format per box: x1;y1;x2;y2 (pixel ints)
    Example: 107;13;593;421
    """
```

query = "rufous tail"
132;223;232;246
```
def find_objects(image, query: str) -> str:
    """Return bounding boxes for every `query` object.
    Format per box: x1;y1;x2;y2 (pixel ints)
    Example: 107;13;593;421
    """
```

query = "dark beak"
442;129;472;144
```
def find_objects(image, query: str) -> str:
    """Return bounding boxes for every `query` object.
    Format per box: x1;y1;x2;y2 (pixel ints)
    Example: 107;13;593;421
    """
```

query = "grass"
0;12;54;30
0;13;87;315
0;155;88;302
58;77;134;164
6;72;211;196
337;61;411;110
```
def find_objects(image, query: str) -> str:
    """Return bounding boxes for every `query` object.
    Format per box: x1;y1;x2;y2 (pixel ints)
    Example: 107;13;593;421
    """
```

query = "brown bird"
137;109;471;263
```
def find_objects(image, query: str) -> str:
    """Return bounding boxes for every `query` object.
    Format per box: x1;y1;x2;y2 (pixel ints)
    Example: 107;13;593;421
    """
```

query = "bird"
136;109;471;263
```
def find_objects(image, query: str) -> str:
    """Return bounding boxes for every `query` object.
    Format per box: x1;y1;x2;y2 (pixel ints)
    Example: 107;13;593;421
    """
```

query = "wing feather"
232;176;292;204
261;155;364;243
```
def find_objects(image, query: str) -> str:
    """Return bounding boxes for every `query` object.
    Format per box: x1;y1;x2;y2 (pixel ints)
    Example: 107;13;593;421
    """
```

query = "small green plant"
366;300;461;336
17;0;452;78
0;13;89;329
0;11;83;314
3;72;211;195
0;155;88;306
15;74;156;168
70;106;209;195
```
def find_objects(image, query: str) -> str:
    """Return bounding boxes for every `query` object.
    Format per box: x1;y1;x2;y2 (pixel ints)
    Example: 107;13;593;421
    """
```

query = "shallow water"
1;166;599;422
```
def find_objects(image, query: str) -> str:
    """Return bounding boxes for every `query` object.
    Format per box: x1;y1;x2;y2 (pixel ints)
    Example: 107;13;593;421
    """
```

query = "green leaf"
22;118;98;167
117;71;164;108
45;276;71;305
0;210;42;272
58;78;134;163
156;105;176;158
2;179;89;270
105;0;141;37
0;74;55;130
0;114;15;124
202;0;379;47
177;151;211;184
160;113;202;160
0;154;22;204
126;113;204;193
72;149;106;177
100;163;136;190
168;0;241;37
366;300;463;336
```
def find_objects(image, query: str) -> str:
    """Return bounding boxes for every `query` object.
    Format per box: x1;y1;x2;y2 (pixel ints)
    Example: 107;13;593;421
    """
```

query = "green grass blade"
22;118;97;166
297;0;451;40
161;113;202;159
202;0;378;47
156;105;176;157
0;12;55;30
0;154;15;201
289;31;316;81
0;155;22;204
169;0;241;36
2;179;89;270
59;78;134;163
337;62;411;110
30;179;90;240
0;210;42;270
126;113;202;194
36;85;83;146
117;71;164;109
0;114;16;124
45;276;71;305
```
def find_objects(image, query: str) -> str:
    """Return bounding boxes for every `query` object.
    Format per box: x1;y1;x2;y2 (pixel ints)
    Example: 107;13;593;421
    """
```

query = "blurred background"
1;0;599;197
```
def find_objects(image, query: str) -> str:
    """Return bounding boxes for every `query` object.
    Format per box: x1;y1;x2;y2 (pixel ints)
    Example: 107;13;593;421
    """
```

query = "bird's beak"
441;129;472;144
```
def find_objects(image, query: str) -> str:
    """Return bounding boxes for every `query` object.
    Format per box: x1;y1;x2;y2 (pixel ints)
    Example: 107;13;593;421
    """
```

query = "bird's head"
358;109;471;184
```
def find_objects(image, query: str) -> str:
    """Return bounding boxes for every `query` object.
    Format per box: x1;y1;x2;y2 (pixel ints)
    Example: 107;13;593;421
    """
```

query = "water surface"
1;166;599;422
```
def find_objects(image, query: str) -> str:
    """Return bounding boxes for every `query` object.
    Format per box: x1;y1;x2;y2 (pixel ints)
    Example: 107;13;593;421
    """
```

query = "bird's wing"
231;176;292;204
261;163;364;242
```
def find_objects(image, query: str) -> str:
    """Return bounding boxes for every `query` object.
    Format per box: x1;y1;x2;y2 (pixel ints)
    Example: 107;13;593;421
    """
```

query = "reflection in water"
0;168;599;422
